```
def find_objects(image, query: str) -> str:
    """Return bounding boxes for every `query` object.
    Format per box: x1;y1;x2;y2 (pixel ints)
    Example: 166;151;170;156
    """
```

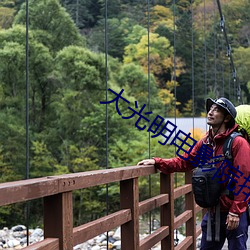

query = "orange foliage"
189;127;206;141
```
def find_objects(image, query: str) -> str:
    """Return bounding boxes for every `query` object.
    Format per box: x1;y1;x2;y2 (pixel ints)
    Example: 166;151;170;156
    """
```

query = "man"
138;97;250;250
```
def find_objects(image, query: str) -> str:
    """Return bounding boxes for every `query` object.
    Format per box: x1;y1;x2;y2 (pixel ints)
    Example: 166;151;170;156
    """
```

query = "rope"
25;0;30;245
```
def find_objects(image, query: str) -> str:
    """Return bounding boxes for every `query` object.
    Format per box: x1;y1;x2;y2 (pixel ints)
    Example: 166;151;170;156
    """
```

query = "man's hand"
226;213;240;230
137;159;155;166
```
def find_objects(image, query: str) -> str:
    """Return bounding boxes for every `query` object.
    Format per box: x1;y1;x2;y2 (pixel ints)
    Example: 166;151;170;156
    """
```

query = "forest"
0;0;249;228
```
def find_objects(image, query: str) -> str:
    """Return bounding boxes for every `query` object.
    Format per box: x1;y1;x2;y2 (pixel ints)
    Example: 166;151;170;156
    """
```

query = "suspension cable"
173;0;176;127
191;0;195;133
172;0;179;245
147;0;152;234
104;0;109;248
216;0;242;104
203;0;207;99
213;0;217;96
25;0;30;245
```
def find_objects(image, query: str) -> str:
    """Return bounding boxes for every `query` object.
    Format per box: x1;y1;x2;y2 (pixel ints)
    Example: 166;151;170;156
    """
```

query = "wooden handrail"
0;165;203;250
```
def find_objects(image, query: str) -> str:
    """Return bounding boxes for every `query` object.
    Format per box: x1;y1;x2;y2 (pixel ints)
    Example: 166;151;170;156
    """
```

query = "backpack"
192;104;250;208
191;132;241;208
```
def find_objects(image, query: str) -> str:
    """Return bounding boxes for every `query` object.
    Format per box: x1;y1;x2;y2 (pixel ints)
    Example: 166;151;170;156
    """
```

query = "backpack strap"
207;132;242;242
223;131;242;162
222;132;243;200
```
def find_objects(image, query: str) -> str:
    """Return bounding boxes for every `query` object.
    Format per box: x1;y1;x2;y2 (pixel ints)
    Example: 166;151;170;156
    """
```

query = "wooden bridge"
0;165;203;250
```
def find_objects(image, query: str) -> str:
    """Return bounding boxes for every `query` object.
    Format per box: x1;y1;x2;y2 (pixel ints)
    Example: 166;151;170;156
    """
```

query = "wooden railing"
0;165;203;250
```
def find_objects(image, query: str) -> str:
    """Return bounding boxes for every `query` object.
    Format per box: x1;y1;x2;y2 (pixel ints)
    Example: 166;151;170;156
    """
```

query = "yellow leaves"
158;87;181;117
124;32;174;75
124;31;186;83
158;88;174;105
182;99;193;116
174;56;186;77
200;112;207;118
148;5;174;32
0;7;15;29
190;127;206;141
152;5;173;19
166;80;179;91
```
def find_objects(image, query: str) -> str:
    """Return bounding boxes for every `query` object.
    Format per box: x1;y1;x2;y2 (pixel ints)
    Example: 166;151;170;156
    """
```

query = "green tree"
61;0;101;28
234;46;250;102
14;0;84;52
0;25;56;132
30;141;57;177
116;63;164;113
87;17;138;60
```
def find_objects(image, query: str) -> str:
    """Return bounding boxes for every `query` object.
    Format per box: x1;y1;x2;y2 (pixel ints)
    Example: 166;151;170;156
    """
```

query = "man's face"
207;104;225;127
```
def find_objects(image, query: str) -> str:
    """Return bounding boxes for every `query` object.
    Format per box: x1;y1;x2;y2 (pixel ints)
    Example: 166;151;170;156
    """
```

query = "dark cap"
206;97;237;119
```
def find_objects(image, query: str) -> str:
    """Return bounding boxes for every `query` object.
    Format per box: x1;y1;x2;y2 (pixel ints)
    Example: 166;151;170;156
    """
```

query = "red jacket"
154;124;250;216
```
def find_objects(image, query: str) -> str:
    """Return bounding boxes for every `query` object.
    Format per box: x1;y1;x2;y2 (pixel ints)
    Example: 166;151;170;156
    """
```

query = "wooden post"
120;178;139;250
44;192;73;250
185;171;196;250
161;173;174;250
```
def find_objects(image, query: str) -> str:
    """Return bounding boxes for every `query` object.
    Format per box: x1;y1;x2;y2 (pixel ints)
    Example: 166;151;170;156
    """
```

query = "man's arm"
137;139;203;174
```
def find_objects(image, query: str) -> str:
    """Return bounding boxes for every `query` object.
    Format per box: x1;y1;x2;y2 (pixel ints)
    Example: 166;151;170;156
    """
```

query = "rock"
113;240;121;249
11;226;26;232
73;243;87;249
30;228;43;238
113;227;120;240
107;231;114;237
108;236;116;243
20;237;27;245
91;245;101;250
95;234;106;243
0;224;188;249
100;240;108;246
7;239;20;247
0;230;7;238
12;231;25;238
15;245;23;249
87;238;94;245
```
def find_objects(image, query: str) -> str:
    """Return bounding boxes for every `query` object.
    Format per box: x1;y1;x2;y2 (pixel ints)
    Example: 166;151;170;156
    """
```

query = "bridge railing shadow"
0;165;203;250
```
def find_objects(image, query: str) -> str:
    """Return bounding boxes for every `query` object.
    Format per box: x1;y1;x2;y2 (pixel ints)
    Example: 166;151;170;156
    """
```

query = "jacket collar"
204;124;239;145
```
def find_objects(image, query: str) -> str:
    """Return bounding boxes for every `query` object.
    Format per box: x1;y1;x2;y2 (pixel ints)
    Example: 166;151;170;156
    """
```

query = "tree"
116;62;164;113
123;31;184;115
86;17;139;60
0;25;56;132
61;0;102;29
234;46;250;102
124;31;185;86
14;0;84;52
0;6;15;29
147;5;174;33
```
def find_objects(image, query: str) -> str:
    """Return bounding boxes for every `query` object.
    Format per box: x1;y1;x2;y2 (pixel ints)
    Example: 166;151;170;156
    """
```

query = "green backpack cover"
235;105;250;140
